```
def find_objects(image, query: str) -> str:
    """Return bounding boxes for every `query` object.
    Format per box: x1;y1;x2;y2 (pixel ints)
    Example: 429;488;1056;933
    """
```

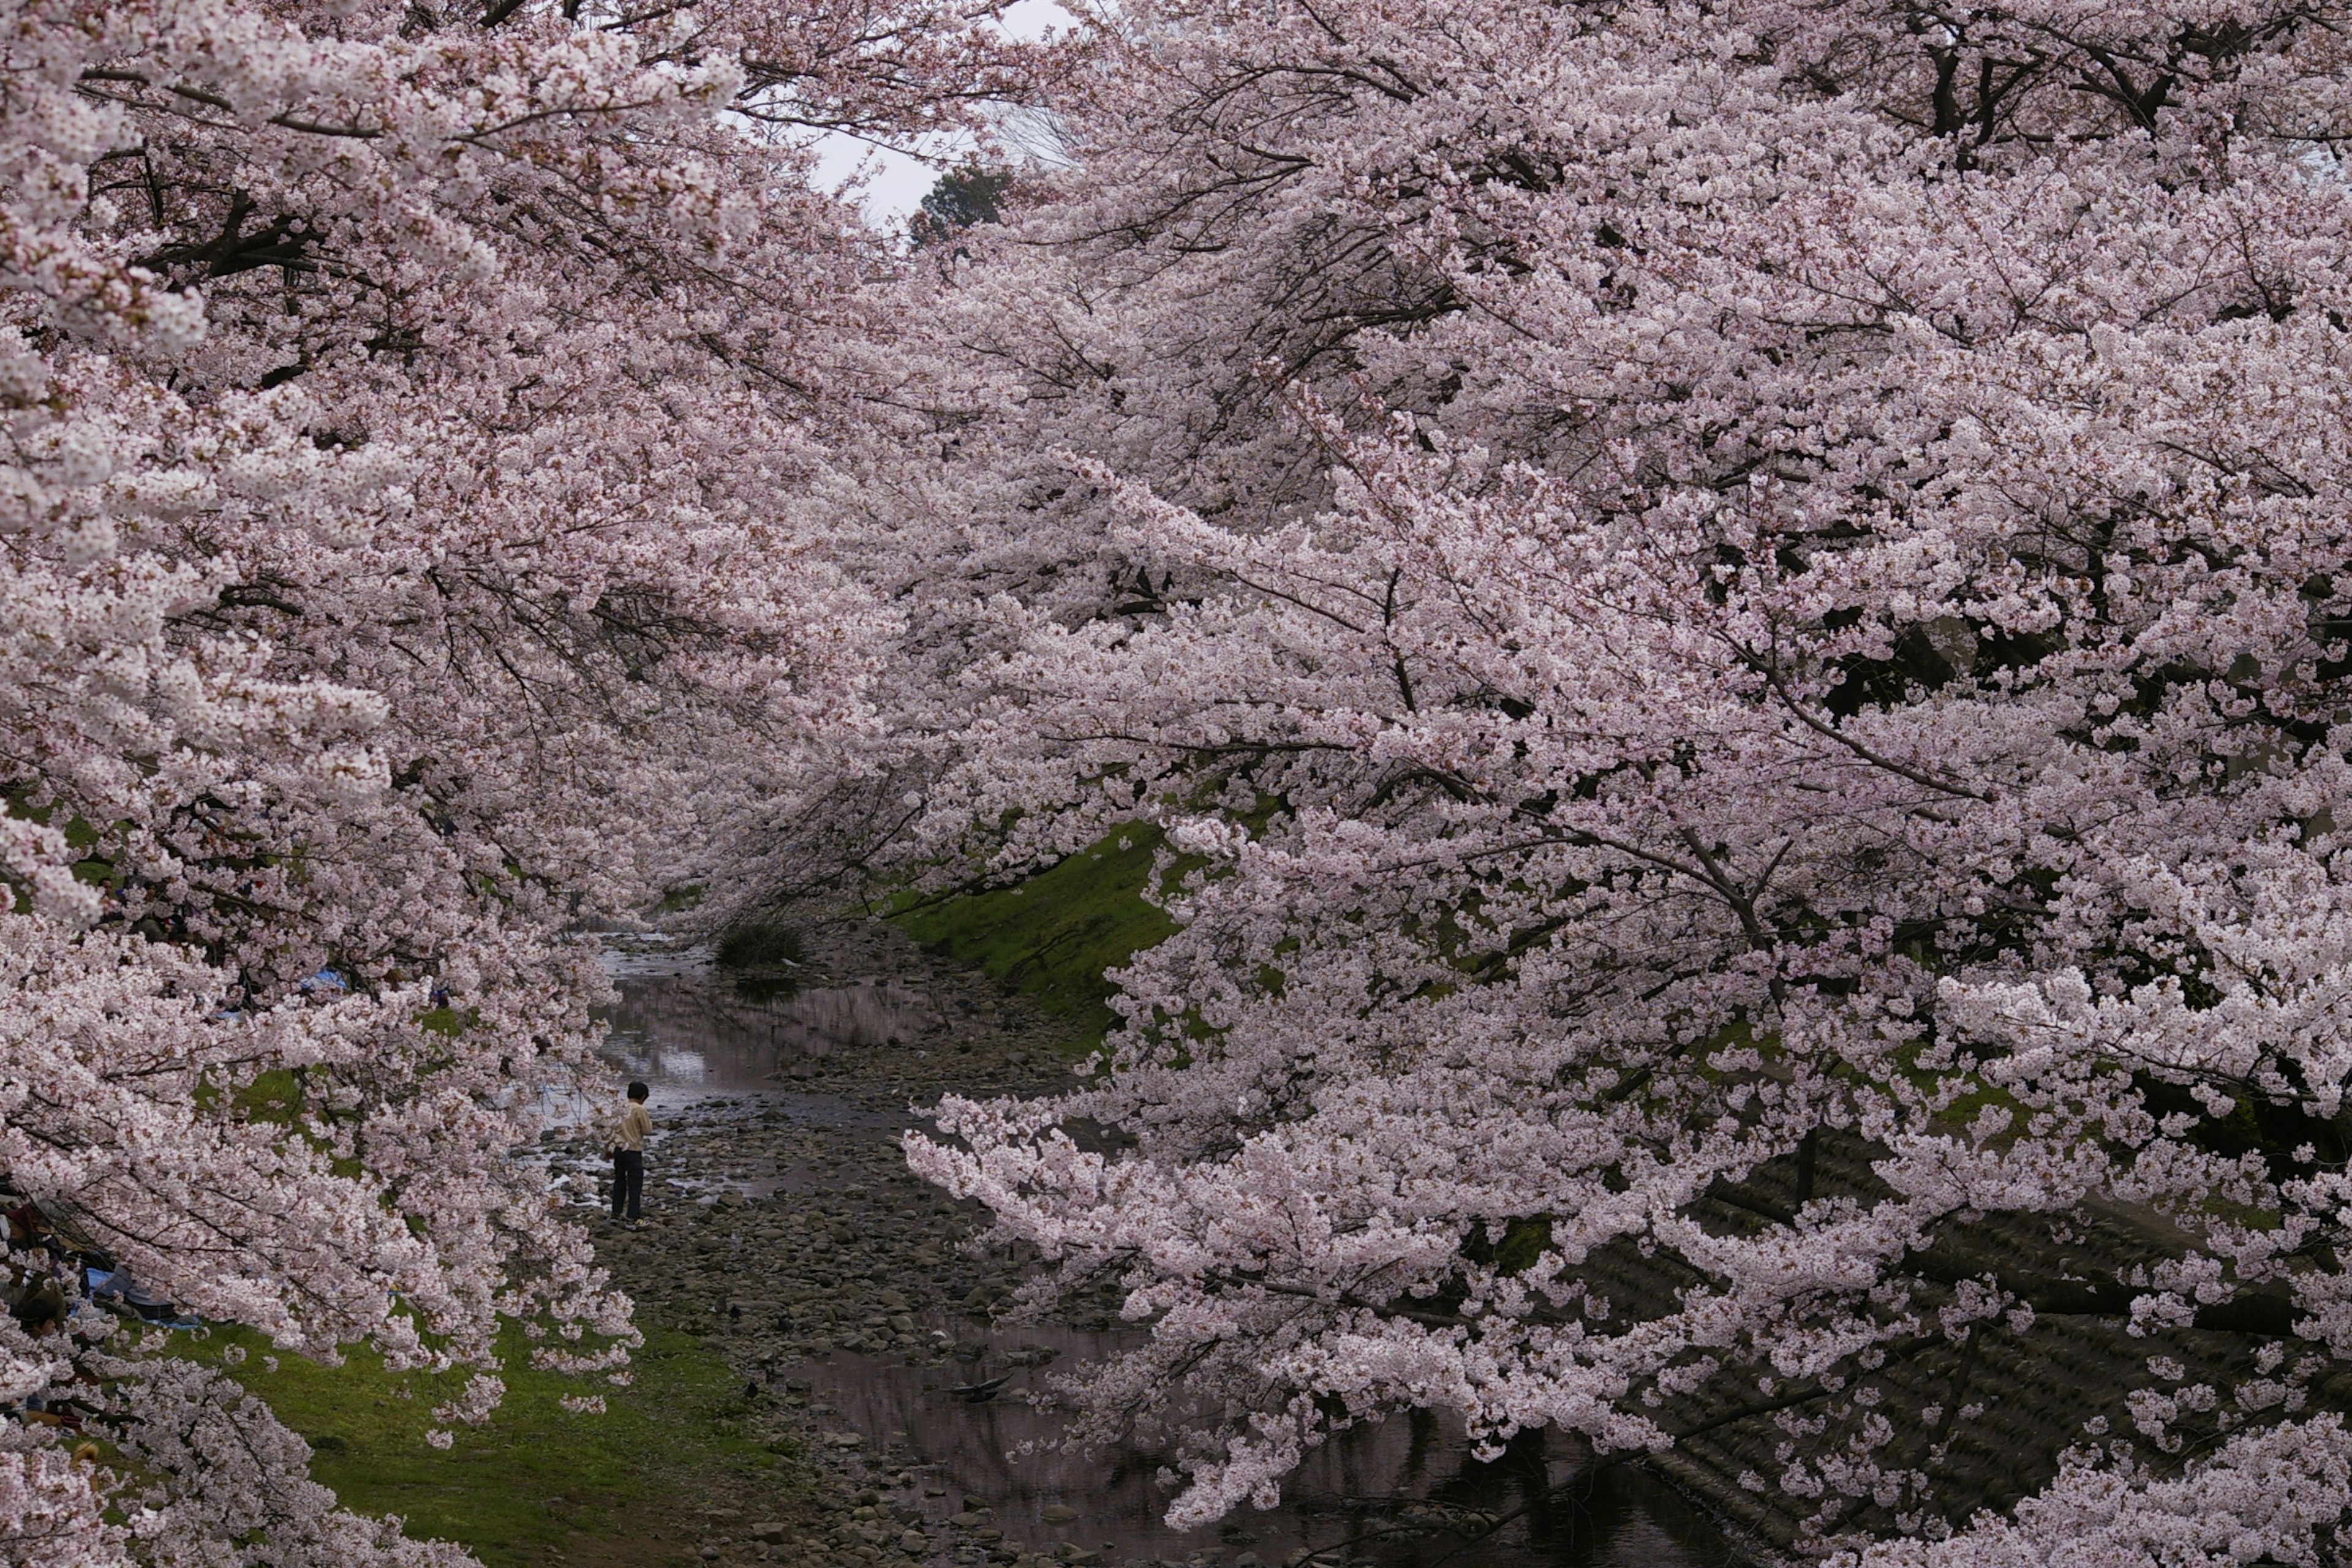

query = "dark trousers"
611;1149;644;1219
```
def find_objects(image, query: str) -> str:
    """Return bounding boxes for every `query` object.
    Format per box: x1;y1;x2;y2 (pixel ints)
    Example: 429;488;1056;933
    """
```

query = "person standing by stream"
610;1081;653;1223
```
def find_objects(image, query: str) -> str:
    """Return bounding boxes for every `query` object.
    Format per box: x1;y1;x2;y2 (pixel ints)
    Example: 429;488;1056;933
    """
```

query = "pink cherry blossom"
891;0;2352;1558
3;0;1033;1561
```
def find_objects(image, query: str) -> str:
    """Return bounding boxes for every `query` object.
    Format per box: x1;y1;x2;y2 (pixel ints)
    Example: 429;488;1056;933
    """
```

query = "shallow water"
801;1320;1738;1568
598;963;935;1107
602;951;1741;1568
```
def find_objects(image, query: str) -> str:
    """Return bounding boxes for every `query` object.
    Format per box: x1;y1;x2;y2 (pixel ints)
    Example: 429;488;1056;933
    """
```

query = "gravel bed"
543;921;1146;1568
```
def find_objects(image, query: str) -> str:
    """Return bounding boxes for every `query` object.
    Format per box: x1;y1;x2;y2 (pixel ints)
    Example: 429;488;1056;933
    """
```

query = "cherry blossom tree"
899;0;2352;1559
2;0;1034;1561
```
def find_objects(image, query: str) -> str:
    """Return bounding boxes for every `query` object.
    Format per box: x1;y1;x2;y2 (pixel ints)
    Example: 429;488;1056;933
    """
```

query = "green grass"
892;827;1178;1044
198;1321;796;1566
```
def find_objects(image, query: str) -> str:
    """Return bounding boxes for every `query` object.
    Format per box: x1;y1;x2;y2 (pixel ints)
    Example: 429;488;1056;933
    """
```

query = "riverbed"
552;921;1743;1568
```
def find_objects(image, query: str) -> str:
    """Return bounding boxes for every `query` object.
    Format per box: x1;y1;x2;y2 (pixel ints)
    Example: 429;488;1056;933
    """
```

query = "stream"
573;927;1743;1568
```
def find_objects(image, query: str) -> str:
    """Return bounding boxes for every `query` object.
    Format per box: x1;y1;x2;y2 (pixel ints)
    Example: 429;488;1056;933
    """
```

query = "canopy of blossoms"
21;0;2352;1561
0;0;1028;1561
891;0;2352;1561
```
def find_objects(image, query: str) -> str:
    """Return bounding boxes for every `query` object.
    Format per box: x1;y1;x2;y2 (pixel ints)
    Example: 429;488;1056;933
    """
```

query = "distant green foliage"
229;1068;304;1125
417;1006;467;1037
893;828;1177;1043
1489;1215;1555;1276
916;165;1013;235
2;790;117;908
714;922;805;969
202;1321;794;1567
655;883;706;913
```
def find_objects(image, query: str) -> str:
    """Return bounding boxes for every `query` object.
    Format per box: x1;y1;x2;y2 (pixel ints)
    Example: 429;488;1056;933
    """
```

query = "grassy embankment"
195;1319;790;1568
198;1060;786;1566
890;827;1176;1049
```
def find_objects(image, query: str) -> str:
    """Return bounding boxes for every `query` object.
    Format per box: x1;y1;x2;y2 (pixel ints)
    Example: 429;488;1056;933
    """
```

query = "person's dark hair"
626;1081;649;1101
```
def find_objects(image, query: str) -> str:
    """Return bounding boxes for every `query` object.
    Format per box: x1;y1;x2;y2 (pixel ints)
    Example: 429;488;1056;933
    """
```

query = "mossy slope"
892;829;1175;1042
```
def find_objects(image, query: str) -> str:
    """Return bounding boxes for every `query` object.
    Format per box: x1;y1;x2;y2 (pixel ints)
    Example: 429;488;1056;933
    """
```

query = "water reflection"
801;1319;1737;1568
595;962;935;1105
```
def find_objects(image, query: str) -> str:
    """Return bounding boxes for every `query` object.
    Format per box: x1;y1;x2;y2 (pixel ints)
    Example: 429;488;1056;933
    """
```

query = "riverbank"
230;899;2286;1568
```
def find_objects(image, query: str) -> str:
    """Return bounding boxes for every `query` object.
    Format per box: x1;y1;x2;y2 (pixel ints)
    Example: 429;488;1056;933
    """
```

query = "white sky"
809;0;1079;228
807;135;954;228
